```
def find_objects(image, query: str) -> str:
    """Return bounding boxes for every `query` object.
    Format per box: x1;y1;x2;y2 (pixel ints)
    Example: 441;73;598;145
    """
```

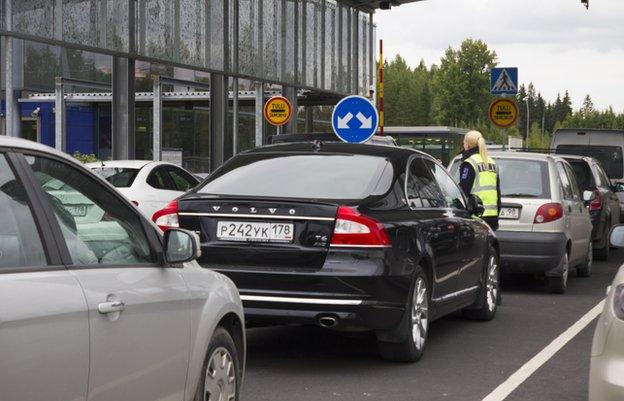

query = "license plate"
499;207;520;219
216;221;294;243
66;205;87;217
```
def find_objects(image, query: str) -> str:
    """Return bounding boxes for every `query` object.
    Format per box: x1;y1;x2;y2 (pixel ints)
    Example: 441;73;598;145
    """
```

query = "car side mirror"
583;190;596;203
164;228;201;264
610;225;624;248
467;194;485;217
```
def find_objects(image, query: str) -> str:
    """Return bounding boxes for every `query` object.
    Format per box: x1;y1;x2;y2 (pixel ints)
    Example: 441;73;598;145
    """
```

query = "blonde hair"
464;130;489;161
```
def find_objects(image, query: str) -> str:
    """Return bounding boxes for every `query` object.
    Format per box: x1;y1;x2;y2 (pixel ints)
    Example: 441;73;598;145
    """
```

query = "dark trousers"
483;217;499;231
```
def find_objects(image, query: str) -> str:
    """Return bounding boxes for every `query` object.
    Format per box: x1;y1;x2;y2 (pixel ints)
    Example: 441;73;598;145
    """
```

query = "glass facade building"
1;1;379;173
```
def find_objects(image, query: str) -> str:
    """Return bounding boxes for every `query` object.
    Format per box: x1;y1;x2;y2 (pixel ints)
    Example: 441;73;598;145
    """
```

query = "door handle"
98;300;125;314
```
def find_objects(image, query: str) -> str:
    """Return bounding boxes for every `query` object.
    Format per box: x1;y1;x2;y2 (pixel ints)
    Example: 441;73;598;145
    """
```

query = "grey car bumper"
496;230;567;274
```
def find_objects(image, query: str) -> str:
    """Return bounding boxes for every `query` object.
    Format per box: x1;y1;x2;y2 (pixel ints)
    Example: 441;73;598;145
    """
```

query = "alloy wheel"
411;277;429;350
486;255;499;312
204;347;236;401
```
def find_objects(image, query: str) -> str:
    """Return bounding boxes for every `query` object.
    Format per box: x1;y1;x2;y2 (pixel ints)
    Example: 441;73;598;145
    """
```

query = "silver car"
590;224;624;401
450;152;593;293
0;137;245;401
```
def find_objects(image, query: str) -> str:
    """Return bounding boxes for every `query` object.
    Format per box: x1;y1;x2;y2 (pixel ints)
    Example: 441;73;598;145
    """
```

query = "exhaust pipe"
318;315;338;328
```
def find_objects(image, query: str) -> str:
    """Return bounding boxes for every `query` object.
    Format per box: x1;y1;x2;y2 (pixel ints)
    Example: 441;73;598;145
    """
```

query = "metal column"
210;74;229;170
4;0;21;138
112;57;136;160
282;86;298;135
54;78;66;151
152;76;162;161
305;107;314;133
255;81;264;147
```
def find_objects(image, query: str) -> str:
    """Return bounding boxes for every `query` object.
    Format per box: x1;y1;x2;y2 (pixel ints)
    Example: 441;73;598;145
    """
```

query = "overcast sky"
375;0;624;111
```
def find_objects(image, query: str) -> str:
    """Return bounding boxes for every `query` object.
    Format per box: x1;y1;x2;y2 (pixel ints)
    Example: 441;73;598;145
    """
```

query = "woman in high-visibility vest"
459;131;501;230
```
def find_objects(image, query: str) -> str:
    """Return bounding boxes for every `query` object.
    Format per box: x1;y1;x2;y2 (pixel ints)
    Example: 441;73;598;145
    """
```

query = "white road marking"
482;300;605;401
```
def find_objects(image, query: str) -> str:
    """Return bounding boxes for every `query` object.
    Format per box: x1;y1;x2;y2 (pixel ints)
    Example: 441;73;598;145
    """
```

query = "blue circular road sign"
331;95;379;144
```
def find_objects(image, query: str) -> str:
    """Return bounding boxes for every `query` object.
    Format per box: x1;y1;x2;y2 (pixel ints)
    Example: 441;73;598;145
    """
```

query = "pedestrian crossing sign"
490;68;518;95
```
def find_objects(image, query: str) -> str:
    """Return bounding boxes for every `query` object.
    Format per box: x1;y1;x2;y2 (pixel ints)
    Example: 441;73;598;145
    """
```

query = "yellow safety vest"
465;154;499;218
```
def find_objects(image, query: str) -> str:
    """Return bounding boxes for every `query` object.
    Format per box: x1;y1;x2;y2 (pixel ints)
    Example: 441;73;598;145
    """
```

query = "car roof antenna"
312;140;323;152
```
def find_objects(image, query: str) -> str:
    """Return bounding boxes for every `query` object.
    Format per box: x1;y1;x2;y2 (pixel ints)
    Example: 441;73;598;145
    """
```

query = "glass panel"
162;103;210;173
207;0;225;70
10;0;56;39
283;0;296;83
324;1;336;91
305;0;320;87
340;4;350;93
62;0;96;47
238;0;257;76
23;41;60;91
262;0;281;81
143;0;174;60
556;145;624;180
105;0;129;51
495;158;551;198
178;0;204;65
27;155;155;266
0;154;47;268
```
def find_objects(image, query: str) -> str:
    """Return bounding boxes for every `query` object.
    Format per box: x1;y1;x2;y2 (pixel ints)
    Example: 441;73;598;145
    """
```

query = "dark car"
563;155;621;260
153;142;499;362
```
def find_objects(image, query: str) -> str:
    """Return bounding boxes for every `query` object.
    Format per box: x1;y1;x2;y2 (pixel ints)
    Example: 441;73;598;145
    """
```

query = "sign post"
331;95;379;144
490;67;519;149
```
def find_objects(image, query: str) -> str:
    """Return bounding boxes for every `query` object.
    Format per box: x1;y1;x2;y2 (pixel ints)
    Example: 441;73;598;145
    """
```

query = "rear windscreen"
198;154;391;200
556;145;623;179
91;167;140;188
566;160;595;190
495;158;551;198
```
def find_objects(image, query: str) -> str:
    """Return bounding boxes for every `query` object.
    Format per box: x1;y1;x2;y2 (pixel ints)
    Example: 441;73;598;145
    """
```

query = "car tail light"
589;189;602;212
534;202;563;224
152;200;179;231
331;206;391;247
614;284;624;320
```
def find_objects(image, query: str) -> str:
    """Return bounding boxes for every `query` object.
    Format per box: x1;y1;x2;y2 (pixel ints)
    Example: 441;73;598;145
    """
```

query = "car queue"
2;129;624;401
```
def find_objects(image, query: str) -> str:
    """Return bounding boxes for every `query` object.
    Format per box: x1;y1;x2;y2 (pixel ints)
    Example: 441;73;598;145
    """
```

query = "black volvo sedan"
153;142;500;362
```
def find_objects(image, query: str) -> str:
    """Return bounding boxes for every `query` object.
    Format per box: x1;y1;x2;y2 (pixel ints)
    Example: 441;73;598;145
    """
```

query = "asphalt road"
241;250;623;401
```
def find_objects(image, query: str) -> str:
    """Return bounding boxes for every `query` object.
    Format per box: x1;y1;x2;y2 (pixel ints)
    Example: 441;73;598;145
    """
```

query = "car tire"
378;267;429;363
547;253;569;294
577;242;592;278
462;246;499;321
194;327;241;401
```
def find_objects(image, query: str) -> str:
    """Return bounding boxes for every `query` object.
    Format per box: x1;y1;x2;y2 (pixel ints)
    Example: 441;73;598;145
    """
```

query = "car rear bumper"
496;230;567;274
209;248;411;331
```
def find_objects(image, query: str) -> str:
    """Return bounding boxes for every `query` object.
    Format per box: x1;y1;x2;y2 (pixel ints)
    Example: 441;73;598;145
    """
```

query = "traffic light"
581;0;589;9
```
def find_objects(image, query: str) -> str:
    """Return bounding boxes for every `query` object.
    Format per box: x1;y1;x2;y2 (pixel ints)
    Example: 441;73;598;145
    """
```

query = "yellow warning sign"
489;98;519;128
264;96;293;126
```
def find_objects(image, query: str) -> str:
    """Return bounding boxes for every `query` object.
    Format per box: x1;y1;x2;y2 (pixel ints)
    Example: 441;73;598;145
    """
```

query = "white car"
0;137;245;401
87;160;200;218
590;224;624;400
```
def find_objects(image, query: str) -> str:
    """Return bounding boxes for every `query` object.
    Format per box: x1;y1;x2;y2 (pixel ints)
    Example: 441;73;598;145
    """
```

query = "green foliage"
378;38;623;148
72;151;100;164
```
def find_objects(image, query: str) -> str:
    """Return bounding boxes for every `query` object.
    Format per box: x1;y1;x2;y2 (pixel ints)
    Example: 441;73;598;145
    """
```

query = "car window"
595;163;611;187
556;162;574;201
567;160;594;190
198;153;391;201
406;157;446;208
556;145;623;180
495;158;551;198
424;159;466;209
0;154;47;268
147;167;176;190
563;163;581;200
166;167;199;191
26;155;156;266
91;167;140;188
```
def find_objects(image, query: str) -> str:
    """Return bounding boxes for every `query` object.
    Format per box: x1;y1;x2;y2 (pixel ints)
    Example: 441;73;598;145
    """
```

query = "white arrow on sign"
337;112;354;129
356;112;372;129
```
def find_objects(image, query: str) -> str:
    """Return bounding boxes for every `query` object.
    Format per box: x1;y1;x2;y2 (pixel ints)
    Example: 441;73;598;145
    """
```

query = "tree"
432;39;497;126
